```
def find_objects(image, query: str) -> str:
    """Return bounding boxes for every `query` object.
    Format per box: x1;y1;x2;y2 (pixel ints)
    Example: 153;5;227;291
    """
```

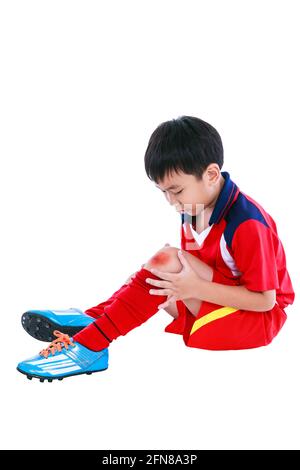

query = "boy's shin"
73;268;166;351
84;283;129;319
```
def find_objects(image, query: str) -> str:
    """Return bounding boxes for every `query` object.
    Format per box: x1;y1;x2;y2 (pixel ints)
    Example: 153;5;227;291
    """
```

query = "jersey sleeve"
230;219;279;292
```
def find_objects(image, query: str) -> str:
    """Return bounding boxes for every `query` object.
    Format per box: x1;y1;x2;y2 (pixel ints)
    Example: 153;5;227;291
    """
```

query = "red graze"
149;251;171;266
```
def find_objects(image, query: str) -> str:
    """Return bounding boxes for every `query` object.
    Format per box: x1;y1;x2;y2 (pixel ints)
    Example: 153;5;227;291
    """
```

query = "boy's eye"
161;189;183;195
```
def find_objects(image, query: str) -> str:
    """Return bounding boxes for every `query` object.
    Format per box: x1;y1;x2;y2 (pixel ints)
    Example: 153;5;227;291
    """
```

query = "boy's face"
155;163;224;217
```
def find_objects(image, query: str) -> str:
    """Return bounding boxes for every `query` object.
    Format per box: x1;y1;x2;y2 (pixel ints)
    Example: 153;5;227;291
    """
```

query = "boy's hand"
146;250;201;309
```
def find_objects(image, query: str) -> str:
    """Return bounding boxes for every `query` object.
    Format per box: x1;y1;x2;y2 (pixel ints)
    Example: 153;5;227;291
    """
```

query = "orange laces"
40;330;75;358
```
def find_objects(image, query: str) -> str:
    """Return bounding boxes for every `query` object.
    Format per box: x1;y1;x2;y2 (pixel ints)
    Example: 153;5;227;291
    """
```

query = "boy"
17;116;295;382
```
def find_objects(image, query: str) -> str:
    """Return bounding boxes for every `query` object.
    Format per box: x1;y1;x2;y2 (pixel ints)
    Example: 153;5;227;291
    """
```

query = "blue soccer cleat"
17;330;109;382
21;307;95;342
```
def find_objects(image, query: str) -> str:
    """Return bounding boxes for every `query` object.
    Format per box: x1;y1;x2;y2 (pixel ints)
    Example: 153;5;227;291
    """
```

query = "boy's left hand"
146;250;202;310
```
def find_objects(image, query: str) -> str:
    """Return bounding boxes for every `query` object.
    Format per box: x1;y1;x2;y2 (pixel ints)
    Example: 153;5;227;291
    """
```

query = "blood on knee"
149;251;171;267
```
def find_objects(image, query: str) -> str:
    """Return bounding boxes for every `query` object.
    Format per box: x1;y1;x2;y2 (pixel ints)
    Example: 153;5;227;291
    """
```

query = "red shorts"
164;268;287;350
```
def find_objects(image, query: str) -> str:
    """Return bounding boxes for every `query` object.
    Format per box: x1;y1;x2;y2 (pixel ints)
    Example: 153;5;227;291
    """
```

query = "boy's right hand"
124;243;170;285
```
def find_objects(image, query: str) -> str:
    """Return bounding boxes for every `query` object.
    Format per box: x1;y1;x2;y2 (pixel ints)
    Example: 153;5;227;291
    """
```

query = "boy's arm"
194;278;276;312
199;218;279;312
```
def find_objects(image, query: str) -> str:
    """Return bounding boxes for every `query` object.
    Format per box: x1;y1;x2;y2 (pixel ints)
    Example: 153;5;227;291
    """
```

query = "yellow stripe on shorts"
189;306;238;336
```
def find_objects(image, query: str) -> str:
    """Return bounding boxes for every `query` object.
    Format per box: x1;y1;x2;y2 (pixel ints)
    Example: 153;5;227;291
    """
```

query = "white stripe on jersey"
219;234;242;276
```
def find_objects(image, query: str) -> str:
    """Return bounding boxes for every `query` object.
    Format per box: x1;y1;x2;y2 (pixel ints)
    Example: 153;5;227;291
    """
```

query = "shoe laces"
40;330;75;358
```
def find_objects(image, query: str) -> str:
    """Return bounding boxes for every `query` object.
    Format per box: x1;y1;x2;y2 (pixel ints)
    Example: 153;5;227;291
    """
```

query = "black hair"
144;115;224;183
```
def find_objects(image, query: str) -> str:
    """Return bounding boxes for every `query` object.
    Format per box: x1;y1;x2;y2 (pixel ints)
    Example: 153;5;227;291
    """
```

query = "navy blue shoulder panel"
224;193;269;249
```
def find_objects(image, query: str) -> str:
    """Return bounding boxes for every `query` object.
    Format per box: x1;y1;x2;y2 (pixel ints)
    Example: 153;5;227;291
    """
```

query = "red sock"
84;283;129;319
74;267;167;351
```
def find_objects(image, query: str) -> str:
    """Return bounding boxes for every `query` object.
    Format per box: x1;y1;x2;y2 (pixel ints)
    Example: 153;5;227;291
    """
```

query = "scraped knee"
145;246;182;273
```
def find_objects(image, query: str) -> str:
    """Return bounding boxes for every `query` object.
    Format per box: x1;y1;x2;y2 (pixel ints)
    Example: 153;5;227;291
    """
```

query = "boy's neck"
205;173;225;212
193;174;225;234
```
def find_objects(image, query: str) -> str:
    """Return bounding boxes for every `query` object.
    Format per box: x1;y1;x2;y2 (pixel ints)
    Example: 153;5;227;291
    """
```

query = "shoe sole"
21;311;86;342
16;366;108;382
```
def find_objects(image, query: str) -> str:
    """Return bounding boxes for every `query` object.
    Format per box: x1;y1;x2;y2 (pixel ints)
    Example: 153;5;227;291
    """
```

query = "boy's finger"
158;295;176;309
149;288;171;296
149;268;175;281
146;278;171;288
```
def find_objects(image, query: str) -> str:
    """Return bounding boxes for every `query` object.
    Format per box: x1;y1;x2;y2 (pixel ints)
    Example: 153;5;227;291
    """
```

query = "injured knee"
145;247;182;273
148;251;171;266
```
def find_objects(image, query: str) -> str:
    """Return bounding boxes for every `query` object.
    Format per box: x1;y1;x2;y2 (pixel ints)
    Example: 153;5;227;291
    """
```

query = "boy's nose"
166;192;177;205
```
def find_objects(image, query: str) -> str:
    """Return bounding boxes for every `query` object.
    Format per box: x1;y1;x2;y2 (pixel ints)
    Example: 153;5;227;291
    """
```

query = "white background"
1;0;299;450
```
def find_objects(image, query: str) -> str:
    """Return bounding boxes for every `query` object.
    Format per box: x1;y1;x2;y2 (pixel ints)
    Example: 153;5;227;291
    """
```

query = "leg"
84;283;130;319
164;301;179;319
73;245;213;351
73;246;181;350
144;246;213;317
85;245;212;318
84;263;147;319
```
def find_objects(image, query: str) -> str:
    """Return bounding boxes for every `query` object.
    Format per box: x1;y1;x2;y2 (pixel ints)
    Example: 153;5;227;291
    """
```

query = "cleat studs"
86;372;92;375
27;375;32;380
48;379;53;383
39;378;44;383
58;378;63;381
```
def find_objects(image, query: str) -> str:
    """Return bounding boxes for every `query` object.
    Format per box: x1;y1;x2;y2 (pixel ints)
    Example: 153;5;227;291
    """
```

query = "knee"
144;246;182;273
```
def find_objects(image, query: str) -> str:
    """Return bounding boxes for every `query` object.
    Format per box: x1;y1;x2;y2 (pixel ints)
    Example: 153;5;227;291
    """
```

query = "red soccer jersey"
180;171;295;310
164;171;295;350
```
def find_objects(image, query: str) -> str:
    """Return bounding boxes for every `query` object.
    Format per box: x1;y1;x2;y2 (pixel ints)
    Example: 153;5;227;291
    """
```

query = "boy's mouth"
174;204;193;215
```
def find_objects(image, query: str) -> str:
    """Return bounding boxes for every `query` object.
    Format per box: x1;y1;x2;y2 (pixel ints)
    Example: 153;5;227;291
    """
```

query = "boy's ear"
206;164;220;185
